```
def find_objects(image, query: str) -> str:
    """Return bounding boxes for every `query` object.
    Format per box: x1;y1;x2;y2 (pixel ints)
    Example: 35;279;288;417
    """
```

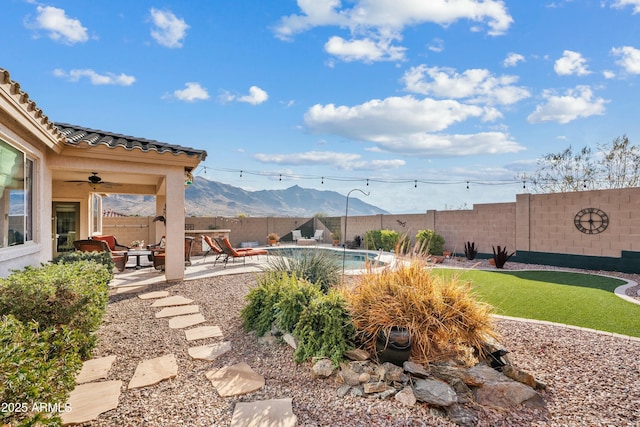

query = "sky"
3;0;640;214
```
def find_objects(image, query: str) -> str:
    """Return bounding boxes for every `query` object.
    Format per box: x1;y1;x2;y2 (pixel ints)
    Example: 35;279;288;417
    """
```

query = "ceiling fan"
65;172;121;188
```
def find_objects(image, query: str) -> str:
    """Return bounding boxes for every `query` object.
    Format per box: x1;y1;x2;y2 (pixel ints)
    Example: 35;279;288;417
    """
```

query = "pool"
266;246;387;270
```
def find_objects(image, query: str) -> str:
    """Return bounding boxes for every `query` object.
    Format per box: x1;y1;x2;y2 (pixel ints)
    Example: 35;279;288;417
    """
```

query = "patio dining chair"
73;239;128;272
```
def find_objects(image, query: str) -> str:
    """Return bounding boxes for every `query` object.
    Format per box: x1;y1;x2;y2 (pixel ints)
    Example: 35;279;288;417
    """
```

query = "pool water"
267;247;385;270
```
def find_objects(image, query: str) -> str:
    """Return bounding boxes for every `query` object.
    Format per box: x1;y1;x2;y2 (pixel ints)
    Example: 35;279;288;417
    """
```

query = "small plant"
241;271;287;336
293;290;356;366
266;248;340;292
415;229;446;255
342;259;497;365
330;230;341;241
267;232;279;241
492;245;515;268
464;241;478;260
364;230;409;252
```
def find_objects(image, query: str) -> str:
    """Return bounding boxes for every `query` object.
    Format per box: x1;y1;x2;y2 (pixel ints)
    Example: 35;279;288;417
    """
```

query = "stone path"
62;290;296;425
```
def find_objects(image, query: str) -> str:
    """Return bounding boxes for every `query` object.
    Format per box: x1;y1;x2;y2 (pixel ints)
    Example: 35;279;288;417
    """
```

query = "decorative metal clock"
574;208;609;234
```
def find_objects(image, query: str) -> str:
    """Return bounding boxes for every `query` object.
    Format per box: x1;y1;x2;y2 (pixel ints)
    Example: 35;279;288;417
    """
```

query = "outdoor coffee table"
127;249;152;269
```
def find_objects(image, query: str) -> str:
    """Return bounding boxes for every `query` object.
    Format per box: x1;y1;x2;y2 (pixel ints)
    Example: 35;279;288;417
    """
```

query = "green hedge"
0;260;111;427
364;230;409;252
415;229;446;255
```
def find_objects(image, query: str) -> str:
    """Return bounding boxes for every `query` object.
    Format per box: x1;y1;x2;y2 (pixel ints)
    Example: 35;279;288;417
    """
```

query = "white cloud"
253;151;405;171
611;46;640;74
401;65;530;105
503;52;525;67
274;0;513;39
603;70;616;79
222;86;269;105
611;0;640;13
170;82;210;102
324;36;406;62
527;86;608;124
149;8;189;48
53;69;135;85
427;38;444;53
554;50;591;76
303;95;524;156
30;6;88;44
238;86;269;105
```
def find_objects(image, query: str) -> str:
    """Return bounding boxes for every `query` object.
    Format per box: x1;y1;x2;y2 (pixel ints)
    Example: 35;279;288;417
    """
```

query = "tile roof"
55;122;207;162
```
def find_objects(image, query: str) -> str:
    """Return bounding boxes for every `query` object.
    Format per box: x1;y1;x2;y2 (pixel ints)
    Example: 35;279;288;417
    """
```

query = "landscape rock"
395;386;417;407
282;333;297;349
430;364;484;387
468;364;542;409
363;381;387;394
502;365;546;390
344;349;370;361
381;362;407;382
311;359;335;378
445;403;479;427
413;378;458;407
403;361;429;378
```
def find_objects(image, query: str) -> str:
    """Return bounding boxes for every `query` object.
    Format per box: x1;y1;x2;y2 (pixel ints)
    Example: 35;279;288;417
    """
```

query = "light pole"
343;188;370;274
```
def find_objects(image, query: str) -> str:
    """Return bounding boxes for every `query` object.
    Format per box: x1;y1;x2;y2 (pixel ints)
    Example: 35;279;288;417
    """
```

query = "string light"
466;181;469;190
279;174;282;181
366;178;369;186
414;180;417;188
239;170;242;178
321;177;324;184
523;180;526;189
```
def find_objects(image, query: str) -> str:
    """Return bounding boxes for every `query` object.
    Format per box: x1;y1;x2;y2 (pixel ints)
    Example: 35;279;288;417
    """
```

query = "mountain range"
102;177;388;217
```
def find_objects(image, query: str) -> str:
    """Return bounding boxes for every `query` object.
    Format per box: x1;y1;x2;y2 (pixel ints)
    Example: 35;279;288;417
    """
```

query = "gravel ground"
83;261;640;426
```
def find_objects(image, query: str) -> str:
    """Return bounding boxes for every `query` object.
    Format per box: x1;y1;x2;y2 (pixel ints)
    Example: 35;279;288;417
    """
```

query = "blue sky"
4;0;640;213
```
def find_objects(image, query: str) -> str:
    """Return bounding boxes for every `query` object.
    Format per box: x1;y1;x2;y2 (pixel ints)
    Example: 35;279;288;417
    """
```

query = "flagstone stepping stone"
188;341;232;361
168;313;206;329
115;285;148;295
185;325;223;341
61;380;122;425
155;305;199;318
206;362;265;397
128;354;178;389
76;355;117;384
139;290;170;299
230;398;297;427
151;295;193;307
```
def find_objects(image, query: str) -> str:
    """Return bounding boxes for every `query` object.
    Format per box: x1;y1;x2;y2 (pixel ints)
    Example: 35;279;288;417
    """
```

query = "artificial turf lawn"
434;269;640;338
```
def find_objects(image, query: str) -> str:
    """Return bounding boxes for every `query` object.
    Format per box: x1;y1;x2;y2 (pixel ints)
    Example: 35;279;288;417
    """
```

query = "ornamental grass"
341;260;498;366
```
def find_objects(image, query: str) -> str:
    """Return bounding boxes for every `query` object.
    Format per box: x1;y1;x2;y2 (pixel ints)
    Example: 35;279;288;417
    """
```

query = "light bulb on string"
239;170;242;178
466;181;469;190
366;179;369;186
522;180;526;189
321;177;324;184
414;180;417;188
279;174;282;181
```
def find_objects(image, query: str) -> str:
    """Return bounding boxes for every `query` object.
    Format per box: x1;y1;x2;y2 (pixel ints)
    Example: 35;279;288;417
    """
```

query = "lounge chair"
292;230;302;242
73;239;128;272
214;237;268;267
313;230;324;242
201;235;252;264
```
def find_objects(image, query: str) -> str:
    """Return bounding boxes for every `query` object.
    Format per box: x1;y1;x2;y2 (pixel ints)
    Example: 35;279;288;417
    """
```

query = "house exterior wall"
0;123;52;277
102;187;640;273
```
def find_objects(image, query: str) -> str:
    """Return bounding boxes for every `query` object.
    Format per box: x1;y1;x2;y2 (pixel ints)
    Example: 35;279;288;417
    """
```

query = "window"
0;139;33;248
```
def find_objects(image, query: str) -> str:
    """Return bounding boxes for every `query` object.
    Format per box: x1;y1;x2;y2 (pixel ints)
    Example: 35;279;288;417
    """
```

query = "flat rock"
344;349;370;361
230;398;297;427
138;291;169;299
168;313;206;329
206;362;265;397
413;378;458;407
155;305;200;318
61;380;122;425
76;355;117;384
403;361;429;378
188;341;232;361
282;333;297;349
185;325;223;341
150;295;193;307
395;386;417;407
128;354;178;389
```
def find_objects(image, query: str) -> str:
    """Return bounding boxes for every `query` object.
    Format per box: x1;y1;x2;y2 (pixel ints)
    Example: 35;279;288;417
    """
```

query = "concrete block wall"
102;186;640;266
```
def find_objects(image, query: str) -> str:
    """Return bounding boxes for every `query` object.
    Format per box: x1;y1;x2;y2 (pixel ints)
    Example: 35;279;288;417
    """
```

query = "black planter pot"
376;326;411;366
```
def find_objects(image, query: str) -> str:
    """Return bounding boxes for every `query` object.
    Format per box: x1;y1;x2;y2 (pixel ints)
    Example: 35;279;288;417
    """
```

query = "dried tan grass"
340;259;498;365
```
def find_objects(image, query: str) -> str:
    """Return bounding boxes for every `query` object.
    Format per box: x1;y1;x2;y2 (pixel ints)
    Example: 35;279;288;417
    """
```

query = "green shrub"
0;315;82;427
52;250;115;273
275;278;323;333
266;248;341;292
241;271;288;336
415;229;446;255
0;261;111;359
293;290;356;366
364;229;408;252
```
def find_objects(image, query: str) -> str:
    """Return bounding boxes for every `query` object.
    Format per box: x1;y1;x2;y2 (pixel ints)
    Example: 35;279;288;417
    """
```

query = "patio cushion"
92;235;116;251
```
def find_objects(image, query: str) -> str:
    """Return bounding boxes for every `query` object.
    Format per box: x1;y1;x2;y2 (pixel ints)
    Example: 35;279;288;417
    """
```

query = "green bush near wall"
415;229;446;255
364;229;409;252
0;260;111;427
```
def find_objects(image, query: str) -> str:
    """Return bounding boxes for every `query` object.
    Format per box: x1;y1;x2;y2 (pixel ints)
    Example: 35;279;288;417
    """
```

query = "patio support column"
164;169;185;281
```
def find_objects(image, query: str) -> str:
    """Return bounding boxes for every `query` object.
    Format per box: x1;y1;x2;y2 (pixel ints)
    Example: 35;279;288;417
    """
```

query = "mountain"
102;177;388;217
